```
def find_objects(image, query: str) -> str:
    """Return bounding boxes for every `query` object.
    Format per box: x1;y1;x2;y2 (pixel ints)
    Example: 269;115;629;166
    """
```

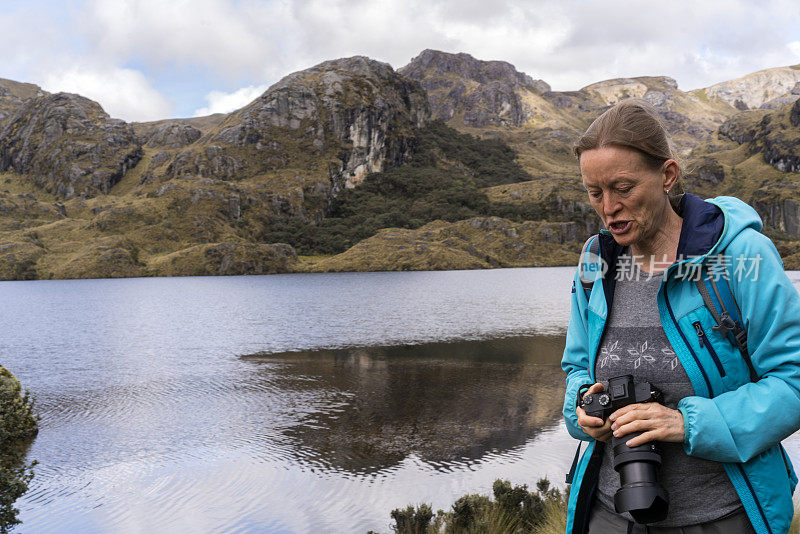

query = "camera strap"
565;442;583;484
693;261;757;381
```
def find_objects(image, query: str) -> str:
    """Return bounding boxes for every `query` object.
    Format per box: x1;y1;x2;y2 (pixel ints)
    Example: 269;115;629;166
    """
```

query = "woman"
561;99;800;534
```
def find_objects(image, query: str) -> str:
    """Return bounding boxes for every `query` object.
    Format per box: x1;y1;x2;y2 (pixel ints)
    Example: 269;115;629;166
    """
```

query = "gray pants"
588;503;756;534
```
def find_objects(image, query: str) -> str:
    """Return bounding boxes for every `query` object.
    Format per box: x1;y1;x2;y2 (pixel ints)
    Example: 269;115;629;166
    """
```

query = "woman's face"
580;145;673;250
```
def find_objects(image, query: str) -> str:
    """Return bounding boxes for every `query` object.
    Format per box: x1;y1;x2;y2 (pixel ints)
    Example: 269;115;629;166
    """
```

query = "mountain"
697;65;800;110
0;51;799;279
401;51;800;249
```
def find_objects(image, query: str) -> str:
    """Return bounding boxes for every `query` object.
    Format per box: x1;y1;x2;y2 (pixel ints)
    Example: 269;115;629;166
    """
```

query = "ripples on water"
1;267;799;533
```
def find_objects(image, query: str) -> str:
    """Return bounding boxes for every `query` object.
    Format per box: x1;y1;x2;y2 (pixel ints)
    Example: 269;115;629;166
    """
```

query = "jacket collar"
597;193;725;307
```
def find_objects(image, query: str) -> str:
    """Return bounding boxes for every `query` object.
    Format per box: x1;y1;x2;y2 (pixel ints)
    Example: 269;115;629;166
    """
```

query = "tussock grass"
377;478;567;534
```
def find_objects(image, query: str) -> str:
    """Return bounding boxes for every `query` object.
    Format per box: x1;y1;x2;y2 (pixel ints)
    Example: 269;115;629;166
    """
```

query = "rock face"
167;56;430;193
143;122;202;148
0;92;142;199
399;49;550;127
580;76;736;146
400;51;736;154
717;99;800;174
0;52;799;280
751;197;800;238
0;78;47;124
703;66;800;110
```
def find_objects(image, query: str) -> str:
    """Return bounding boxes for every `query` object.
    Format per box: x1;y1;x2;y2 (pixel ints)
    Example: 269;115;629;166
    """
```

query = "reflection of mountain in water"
243;335;567;472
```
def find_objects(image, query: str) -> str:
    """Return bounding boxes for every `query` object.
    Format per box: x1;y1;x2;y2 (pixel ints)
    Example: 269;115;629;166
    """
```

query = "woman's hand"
609;402;685;447
576;383;612;443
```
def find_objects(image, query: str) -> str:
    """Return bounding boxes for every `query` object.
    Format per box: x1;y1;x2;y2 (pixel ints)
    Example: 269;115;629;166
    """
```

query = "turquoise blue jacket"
561;194;800;534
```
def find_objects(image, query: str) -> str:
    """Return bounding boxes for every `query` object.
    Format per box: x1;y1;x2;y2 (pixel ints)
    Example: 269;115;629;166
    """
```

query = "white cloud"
3;0;800;119
789;41;800;60
193;84;268;116
41;66;173;122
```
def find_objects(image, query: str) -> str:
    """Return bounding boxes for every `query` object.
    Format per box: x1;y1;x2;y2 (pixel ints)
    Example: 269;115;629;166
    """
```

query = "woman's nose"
603;194;621;216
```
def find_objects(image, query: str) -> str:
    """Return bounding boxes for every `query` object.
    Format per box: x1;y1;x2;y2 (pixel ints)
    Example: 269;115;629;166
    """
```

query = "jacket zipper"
666;292;769;532
693;322;726;377
736;465;773;534
664;288;714;397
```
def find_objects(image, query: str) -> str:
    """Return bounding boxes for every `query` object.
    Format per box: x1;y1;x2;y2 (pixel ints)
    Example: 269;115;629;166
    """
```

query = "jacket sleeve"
678;230;800;463
562;266;596;441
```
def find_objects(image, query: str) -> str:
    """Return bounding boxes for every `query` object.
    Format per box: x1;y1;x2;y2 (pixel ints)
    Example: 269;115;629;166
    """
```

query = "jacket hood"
703;195;763;255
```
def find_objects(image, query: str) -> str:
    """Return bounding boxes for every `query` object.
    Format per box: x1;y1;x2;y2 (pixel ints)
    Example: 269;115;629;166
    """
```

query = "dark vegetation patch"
263;120;548;254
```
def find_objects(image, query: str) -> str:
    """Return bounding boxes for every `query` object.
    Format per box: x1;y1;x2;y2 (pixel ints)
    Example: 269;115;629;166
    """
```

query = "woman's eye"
617;186;632;194
588;190;602;198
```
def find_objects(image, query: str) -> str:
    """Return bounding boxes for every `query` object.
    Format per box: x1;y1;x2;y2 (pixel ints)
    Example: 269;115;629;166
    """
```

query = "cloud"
4;0;800;119
790;41;800;60
41;65;173;122
193;84;268;116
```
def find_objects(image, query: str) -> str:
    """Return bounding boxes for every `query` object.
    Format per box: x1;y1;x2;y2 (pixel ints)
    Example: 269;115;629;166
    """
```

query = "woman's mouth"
608;220;632;234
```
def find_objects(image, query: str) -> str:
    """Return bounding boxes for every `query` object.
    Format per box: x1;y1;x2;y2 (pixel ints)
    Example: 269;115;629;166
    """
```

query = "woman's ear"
662;159;679;192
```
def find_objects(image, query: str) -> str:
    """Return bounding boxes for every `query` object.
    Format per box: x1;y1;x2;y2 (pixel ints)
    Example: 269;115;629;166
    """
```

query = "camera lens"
612;432;669;523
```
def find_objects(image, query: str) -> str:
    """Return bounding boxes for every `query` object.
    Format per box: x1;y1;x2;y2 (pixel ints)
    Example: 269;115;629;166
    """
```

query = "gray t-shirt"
594;256;741;526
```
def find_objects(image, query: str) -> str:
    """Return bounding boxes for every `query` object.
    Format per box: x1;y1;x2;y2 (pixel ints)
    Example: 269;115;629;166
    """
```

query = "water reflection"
244;336;567;473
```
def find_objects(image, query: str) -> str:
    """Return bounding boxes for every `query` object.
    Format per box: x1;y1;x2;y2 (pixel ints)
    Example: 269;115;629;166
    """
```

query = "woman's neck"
629;203;683;273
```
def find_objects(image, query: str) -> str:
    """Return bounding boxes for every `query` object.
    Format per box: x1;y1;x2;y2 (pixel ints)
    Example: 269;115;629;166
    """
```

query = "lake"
2;267;799;533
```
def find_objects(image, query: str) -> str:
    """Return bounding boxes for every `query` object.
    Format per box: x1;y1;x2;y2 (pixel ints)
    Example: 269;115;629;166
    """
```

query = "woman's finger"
578;414;605;428
611;404;657;428
609;402;651;422
613;418;650;438
625;430;658;448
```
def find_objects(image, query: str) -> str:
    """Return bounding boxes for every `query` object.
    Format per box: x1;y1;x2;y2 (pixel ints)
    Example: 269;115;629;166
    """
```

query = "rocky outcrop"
167;56;430;194
0;240;46;280
716;99;800;174
142;122;202;148
685;157;726;186
759;81;800;110
48;235;146;279
399;49;550;127
0;92;142;199
703;66;800;110
751;197;800;239
306;217;581;272
581;77;655;106
581;76;736;145
0;78;46;124
148;241;298;276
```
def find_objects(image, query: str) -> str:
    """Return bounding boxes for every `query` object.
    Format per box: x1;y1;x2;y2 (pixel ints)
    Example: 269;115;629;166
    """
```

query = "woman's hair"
573;98;685;197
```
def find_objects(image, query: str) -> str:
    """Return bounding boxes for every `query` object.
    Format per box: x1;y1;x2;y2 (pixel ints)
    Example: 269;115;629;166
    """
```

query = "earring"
666;189;670;194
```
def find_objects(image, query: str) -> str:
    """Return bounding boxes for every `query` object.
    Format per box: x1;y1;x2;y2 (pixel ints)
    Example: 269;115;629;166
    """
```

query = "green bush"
384;478;567;534
0;366;38;533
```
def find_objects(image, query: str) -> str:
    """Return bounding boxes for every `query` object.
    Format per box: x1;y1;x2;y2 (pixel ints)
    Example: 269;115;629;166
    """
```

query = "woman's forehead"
580;146;649;182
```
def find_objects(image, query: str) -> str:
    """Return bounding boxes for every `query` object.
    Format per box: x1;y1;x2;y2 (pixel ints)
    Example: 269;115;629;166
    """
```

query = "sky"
1;0;799;122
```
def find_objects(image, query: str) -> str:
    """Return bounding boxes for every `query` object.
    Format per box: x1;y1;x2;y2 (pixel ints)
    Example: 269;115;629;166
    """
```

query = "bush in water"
0;365;38;533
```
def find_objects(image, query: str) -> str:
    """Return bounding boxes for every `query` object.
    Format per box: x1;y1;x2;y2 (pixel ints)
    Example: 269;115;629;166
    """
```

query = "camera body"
580;375;662;419
579;374;669;524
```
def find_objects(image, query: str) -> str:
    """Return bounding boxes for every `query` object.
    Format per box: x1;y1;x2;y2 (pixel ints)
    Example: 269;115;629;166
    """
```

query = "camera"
579;375;669;524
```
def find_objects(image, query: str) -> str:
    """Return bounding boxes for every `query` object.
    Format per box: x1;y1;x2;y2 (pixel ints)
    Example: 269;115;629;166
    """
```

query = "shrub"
0;366;38;533
384;478;568;534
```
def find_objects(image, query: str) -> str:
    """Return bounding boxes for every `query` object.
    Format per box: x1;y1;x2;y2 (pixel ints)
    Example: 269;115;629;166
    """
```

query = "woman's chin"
607;227;637;247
